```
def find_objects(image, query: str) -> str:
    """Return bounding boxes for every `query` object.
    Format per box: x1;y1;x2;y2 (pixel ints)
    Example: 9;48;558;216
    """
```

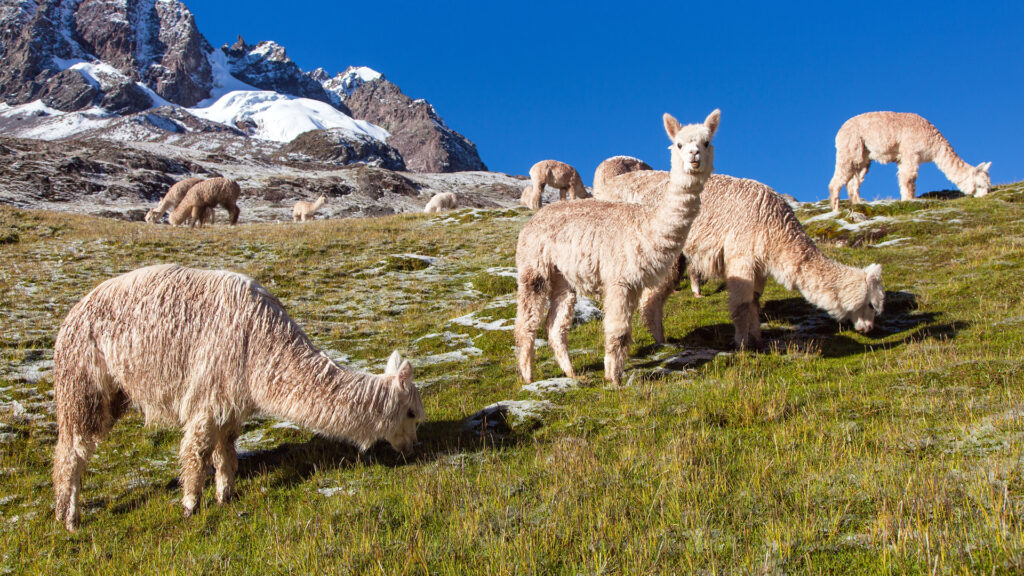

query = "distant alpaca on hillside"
52;264;424;531
514;110;719;384
596;166;885;348
293;194;327;221
145;177;203;224
523;160;589;210
169;177;241;227
424;192;458;213
829;111;991;210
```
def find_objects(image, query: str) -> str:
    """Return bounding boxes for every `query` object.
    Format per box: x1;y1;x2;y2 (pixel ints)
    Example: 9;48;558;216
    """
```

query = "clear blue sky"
189;0;1022;202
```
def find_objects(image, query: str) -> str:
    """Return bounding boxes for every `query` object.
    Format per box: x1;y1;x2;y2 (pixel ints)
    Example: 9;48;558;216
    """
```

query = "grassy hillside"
1;184;1023;574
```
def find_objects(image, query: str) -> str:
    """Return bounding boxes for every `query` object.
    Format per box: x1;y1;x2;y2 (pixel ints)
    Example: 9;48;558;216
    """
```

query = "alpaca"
596;168;885;348
520;185;540;209
169;177;241;227
514;110;720;384
423;192;458;213
52;264;424;530
145;177;203;223
293;194;327;221
829;112;991;210
592;155;652;195
524;160;589;210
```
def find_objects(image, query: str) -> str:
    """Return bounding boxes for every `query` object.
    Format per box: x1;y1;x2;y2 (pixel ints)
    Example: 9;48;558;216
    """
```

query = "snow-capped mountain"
0;0;486;173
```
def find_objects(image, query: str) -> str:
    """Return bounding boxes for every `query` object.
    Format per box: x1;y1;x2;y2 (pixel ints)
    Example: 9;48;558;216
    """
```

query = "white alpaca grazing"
52;264;425;531
145;177;203;224
829;111;991;210
424;192;458;213
293;194;327;221
595;162;885;348
514;110;719;384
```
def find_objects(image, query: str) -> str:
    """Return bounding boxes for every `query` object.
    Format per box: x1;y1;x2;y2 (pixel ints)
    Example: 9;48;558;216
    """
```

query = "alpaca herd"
52;108;988;529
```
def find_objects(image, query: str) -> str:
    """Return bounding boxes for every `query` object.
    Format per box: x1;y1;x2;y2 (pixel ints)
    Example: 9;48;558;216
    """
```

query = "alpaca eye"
676;143;682;149
407;409;416;419
704;142;709;148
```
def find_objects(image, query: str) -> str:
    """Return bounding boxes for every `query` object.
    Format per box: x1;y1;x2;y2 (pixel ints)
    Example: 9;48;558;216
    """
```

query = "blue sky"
189;1;1022;202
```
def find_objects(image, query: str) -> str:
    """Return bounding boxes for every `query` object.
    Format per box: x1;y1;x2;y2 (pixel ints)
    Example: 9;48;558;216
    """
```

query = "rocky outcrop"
223;37;342;111
344;78;487;173
0;0;213;111
278;128;405;170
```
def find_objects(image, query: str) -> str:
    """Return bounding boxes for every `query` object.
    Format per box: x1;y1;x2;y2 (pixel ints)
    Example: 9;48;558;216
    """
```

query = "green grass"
1;186;1024;574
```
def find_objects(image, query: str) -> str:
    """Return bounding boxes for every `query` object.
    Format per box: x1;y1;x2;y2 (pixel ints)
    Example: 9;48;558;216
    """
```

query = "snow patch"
189;90;389;143
412;347;483;367
450;312;513;331
574;296;602;325
318;486;356;497
872;237;911;248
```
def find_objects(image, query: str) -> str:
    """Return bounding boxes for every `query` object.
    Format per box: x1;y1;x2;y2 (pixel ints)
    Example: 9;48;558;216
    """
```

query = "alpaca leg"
53;386;123;531
689;267;702;297
545;272;577;378
226;201;240;225
726;270;758;349
529;178;543;210
603;285;639;385
190;205;203;228
178;417;215;517
640;275;675;344
514;268;549;383
749;274;768;346
848;163;869;205
558;187;568;202
211;425;239;504
828;164;851;211
897;159;919;201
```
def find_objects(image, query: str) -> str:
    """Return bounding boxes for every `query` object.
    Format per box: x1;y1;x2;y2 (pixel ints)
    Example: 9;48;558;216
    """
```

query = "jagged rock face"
0;0;212;110
344;78;486;173
279;128;406;171
223;37;348;113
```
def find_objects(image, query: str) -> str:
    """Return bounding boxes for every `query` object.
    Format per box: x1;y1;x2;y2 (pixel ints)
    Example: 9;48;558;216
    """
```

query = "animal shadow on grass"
759;290;967;358
234;416;525;491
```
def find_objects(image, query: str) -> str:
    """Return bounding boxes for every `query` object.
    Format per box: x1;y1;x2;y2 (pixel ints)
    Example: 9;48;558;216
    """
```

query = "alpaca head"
144;209;162;224
967;162;992;197
847;263;884;333
381;350;424;456
665;109;720;178
317;194;328;204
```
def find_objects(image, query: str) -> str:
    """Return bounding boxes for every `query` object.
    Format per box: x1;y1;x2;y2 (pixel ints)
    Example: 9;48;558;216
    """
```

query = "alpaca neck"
645;169;706;256
312;198;325;211
931;135;974;191
247;337;395;450
776;247;860;319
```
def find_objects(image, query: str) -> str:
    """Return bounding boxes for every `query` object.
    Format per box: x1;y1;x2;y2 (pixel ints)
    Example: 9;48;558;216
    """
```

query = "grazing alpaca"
52;264;424;530
145;177;204;224
293;194;327;221
169;177;241;227
423;192;458;213
524;160;589;210
592;155;652;195
597;168;885;347
829;112;991;210
514;110;720;384
520;185;540;209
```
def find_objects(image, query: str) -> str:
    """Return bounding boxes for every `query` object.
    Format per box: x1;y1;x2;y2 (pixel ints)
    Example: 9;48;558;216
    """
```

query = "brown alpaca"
829;112;991;210
596;168;885;348
423;192;458;213
592;155;652;195
145;177;203;223
169;177;241;227
523;160;589;210
52;264;424;530
514;110;720;384
293;194;327;221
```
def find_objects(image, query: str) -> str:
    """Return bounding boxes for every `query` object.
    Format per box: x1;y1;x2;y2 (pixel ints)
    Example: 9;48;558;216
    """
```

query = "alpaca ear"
865;263;882;282
385;350;403;375
704;109;721;138
978;161;991;172
663;113;681;139
396;359;413;385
